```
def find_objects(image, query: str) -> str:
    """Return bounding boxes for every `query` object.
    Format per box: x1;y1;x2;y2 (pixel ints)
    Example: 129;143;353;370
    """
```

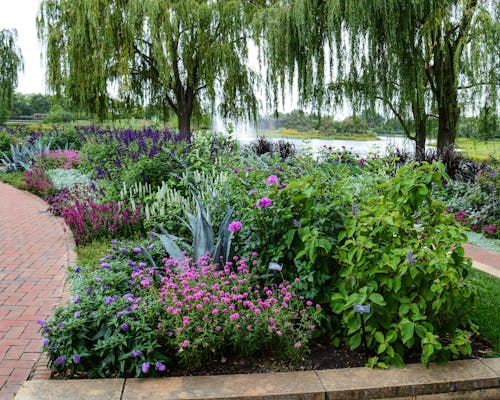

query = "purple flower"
232;168;241;174
42;338;49;345
36;319;46;326
74;311;81;319
142;362;150;374
257;197;272;207
293;219;301;228
133;247;142;253
54;356;66;366
74;267;81;273
407;251;415;265
72;297;80;304
72;354;81;364
228;221;242;233
130;350;142;358
155;362;167;372
104;296;115;305
147;243;155;250
101;263;111;269
111;239;118;244
266;175;279;185
359;159;366;166
121;323;129;332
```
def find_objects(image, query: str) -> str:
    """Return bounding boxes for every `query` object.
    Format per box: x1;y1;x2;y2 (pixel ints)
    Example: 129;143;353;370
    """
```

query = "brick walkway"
0;183;75;400
0;182;498;400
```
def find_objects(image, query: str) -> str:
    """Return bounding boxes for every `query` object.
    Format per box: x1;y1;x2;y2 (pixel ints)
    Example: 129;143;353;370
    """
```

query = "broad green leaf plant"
332;162;476;367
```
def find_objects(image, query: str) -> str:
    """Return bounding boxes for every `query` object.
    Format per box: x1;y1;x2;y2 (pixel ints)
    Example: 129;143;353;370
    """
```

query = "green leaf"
349;333;362;350
399;303;410;315
377;343;387;354
369;293;386;306
284;229;295;249
423;343;434;358
401;321;415;345
374;331;385;344
386;329;398;343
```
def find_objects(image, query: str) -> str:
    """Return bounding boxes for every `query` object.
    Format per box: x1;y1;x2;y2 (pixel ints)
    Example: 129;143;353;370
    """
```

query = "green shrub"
332;162;476;367
0;129;15;153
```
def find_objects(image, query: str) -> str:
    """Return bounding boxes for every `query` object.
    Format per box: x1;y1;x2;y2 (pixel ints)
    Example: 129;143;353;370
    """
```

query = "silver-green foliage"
46;168;91;190
0;139;52;171
153;193;234;267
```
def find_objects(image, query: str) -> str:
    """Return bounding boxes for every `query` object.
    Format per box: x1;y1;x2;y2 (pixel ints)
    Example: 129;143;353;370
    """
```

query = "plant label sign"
353;303;371;314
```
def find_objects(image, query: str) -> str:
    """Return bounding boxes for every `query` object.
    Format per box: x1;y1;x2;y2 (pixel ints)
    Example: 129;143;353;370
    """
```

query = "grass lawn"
454;138;500;161
468;269;500;355
256;128;378;141
0;170;25;189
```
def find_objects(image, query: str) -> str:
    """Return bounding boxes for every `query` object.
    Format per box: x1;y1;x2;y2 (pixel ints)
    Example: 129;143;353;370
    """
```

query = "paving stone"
123;371;324;400
15;379;124;400
317;359;498;400
481;357;500;375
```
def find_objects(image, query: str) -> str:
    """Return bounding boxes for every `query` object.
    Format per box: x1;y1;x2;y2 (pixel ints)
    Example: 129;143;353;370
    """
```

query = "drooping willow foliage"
37;0;261;132
37;1;498;148
0;29;23;124
256;0;499;155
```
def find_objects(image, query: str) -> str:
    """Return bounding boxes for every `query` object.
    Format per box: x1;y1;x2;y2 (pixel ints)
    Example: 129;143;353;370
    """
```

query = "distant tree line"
10;93;51;118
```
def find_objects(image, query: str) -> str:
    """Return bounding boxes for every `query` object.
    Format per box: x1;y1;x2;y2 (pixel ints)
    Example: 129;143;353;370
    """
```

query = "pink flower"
230;312;239;320
228;221;242;232
266;175;279;185
294;342;302;348
257;197;272;207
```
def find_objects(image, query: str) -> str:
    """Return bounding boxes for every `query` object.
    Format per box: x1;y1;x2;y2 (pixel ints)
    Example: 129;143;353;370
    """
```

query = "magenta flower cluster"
131;255;320;366
228;220;242;232
62;198;142;244
23;163;55;198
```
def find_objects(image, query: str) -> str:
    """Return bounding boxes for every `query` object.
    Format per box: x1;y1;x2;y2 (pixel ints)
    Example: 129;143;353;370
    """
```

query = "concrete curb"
15;358;500;400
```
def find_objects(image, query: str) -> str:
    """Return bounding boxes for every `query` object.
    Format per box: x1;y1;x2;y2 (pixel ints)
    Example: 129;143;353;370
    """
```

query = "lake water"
233;128;431;157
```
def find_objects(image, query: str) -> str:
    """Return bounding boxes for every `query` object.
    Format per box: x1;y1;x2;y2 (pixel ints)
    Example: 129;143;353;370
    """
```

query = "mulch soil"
51;336;494;379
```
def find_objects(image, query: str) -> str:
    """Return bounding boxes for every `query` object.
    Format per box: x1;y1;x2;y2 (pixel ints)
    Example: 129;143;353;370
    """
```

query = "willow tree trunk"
175;85;195;134
414;121;427;160
436;78;459;151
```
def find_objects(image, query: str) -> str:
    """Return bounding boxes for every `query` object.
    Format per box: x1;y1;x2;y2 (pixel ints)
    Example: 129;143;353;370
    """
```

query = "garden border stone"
15;358;500;400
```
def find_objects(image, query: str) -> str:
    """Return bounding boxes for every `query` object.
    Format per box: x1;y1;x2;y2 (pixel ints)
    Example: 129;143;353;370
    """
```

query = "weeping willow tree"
257;0;499;155
0;29;23;124
37;0;261;132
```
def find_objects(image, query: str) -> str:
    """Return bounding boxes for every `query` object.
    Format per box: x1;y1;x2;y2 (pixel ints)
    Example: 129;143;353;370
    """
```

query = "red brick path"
463;243;500;272
0;183;75;400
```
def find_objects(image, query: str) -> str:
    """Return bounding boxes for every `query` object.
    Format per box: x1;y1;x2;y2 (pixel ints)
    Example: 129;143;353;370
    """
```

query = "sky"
0;0;45;94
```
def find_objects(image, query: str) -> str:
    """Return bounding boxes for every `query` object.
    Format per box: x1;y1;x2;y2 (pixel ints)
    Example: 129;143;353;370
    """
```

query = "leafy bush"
226;163;350;309
0;129;15;153
40;244;321;377
332;163;476;367
28;125;83;150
